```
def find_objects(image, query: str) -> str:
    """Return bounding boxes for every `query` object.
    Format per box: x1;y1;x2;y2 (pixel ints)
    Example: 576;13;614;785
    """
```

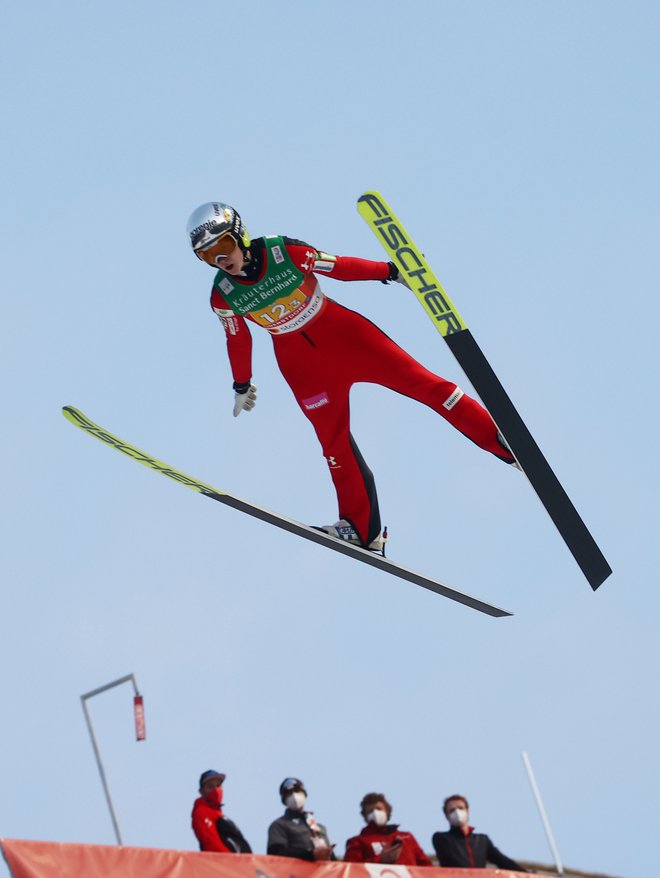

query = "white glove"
233;384;257;417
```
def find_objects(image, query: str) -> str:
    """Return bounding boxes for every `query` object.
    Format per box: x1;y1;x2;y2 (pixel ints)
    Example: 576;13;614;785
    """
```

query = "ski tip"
62;405;86;427
588;563;613;591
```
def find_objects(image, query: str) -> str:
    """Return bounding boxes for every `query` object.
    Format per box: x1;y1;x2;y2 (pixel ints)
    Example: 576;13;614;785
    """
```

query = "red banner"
0;840;524;878
133;694;146;741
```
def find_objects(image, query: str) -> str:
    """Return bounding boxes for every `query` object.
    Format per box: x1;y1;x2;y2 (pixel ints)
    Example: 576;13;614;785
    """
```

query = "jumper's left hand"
384;261;411;289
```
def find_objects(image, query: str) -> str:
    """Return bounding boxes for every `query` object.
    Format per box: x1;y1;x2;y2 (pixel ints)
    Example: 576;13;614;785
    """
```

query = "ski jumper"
210;236;513;546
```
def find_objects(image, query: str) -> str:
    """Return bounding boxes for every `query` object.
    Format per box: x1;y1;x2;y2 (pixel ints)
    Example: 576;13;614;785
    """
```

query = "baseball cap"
199;770;226;789
279;777;306;798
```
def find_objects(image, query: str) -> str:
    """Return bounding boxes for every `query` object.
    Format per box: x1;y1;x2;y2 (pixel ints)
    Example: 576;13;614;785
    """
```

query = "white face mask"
285;791;307;811
367;808;388;826
448;807;468;827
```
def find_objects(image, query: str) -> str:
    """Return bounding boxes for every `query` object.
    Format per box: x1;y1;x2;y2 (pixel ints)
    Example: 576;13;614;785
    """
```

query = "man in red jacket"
187;202;516;552
191;770;251;853
344;792;431;866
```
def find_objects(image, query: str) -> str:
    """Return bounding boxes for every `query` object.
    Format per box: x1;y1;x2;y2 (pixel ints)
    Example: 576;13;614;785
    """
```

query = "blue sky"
1;3;658;878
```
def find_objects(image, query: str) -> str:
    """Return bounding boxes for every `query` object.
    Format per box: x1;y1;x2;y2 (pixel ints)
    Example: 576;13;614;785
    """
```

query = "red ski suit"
210;238;512;546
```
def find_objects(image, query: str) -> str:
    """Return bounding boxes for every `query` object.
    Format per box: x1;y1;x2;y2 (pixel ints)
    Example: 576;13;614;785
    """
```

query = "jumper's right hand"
233;383;257;417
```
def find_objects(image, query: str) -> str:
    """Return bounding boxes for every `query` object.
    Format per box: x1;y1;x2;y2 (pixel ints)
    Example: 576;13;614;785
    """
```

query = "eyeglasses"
195;231;239;266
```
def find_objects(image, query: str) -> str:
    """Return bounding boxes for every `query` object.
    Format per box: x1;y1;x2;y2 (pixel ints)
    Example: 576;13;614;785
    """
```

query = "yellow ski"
62;406;512;617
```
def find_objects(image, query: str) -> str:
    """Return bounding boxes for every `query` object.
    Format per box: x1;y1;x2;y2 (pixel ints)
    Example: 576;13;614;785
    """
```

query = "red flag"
133;694;146;741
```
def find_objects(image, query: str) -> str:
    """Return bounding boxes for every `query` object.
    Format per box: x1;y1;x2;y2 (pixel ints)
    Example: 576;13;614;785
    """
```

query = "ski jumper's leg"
321;302;514;462
272;320;381;546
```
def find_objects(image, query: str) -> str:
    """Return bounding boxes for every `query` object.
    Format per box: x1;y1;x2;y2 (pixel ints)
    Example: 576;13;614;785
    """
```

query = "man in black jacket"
432;794;526;871
267;777;334;861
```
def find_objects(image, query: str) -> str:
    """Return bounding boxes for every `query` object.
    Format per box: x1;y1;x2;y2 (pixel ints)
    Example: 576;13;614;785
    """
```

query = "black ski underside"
445;329;611;590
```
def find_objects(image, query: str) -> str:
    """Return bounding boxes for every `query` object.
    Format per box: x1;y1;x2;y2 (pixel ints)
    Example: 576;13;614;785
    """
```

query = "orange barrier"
1;839;525;878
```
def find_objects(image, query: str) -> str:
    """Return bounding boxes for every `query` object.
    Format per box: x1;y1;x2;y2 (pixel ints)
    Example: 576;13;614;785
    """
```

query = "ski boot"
497;431;523;471
316;519;388;556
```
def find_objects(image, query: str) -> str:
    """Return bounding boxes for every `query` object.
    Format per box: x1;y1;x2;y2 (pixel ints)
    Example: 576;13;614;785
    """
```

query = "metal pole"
80;673;141;846
522;750;564;875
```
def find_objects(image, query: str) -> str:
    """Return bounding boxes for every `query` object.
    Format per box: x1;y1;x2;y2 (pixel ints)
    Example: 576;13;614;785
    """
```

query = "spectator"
344;792;431;866
191;769;252;853
267;777;335;861
432;794;526;871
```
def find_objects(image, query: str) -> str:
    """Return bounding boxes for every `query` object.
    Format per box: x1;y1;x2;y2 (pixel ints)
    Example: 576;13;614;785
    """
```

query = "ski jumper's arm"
314;252;393;281
210;289;253;385
282;241;393;283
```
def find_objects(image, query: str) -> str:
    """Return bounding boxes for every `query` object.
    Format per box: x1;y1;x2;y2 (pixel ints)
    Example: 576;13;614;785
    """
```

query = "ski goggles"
194;231;239;266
